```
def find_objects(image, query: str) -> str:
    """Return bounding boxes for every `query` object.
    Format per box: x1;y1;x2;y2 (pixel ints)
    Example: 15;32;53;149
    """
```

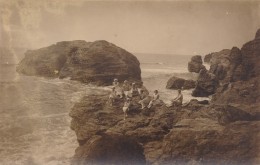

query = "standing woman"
122;98;131;120
113;78;123;98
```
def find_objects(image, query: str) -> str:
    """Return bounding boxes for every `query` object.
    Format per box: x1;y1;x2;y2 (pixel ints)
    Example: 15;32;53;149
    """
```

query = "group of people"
108;78;183;120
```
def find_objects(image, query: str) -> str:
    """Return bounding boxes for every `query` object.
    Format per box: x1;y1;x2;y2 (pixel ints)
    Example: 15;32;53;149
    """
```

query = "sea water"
136;53;208;105
0;54;208;164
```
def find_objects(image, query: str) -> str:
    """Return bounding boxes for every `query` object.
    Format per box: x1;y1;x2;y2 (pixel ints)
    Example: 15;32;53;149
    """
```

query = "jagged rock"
194;44;252;97
192;69;219;97
188;55;206;73
204;53;213;63
241;29;260;79
16;40;141;85
166;76;196;90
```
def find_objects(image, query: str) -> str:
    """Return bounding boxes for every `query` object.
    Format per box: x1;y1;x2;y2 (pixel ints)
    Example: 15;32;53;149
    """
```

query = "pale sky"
1;0;260;56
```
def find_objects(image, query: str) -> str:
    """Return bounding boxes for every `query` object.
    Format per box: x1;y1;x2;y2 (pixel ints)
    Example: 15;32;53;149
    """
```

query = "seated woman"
113;78;119;87
147;90;160;109
129;83;139;97
108;87;117;106
122;80;131;97
122;98;131;120
138;90;149;109
170;89;183;107
113;78;123;98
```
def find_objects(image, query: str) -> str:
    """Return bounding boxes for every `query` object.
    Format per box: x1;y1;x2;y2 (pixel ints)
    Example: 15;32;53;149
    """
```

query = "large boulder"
16;40;141;85
166;76;196;90
188;55;206;73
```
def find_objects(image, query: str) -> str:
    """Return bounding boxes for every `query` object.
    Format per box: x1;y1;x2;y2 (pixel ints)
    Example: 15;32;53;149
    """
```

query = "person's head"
178;89;182;94
124;80;128;84
126;98;131;102
132;82;136;86
154;90;158;94
114;78;118;82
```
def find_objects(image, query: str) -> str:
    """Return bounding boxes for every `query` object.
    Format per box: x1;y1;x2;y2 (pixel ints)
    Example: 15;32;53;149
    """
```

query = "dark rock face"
241;32;260;79
161;121;260;165
188;55;206;73
204;53;213;63
74;135;146;165
16;40;86;77
17;40;141;85
166;76;196;90
192;69;218;97
193;28;260;97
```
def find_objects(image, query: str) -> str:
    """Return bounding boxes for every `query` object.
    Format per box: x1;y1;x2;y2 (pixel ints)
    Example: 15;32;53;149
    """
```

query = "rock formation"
70;29;260;165
16;40;141;85
192;29;260;97
166;76;196;90
188;55;206;73
204;53;213;63
70;92;260;165
192;69;218;97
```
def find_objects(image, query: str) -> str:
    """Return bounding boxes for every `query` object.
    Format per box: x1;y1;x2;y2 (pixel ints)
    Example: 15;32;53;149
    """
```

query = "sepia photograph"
0;0;259;164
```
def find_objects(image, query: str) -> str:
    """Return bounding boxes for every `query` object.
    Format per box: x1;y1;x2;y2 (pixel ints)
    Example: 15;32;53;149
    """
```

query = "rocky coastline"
16;29;260;164
69;29;260;165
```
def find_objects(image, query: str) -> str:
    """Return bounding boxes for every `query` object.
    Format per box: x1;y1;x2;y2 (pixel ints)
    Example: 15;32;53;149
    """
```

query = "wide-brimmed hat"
114;78;118;81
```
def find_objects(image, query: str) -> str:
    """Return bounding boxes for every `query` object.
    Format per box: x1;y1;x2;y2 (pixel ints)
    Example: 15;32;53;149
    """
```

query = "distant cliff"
16;40;141;85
